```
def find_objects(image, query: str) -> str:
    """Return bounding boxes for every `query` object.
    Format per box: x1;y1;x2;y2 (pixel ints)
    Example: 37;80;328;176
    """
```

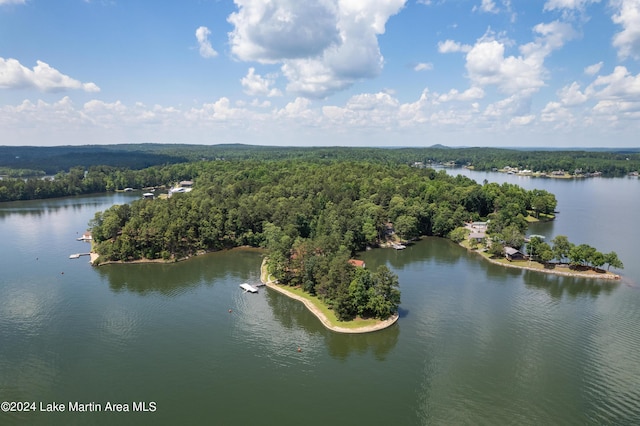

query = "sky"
1;0;640;148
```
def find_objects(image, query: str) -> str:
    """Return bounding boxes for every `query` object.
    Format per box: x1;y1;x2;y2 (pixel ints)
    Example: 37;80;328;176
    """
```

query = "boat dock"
69;253;91;259
239;283;259;293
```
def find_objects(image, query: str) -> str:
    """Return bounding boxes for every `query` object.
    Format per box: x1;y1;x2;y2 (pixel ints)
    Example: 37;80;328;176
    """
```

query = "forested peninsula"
86;158;566;321
1;144;628;319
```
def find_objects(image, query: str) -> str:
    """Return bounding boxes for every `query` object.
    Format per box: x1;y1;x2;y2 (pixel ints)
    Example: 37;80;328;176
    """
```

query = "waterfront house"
77;231;92;241
471;221;488;230
469;232;485;243
504;247;526;261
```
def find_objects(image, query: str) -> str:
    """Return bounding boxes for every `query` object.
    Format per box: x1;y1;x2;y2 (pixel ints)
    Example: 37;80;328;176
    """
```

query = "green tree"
589;251;606;270
527;236;544;260
569;243;595;266
366;266;401;320
348;268;374;317
394;214;419;240
603;251;624;271
488;241;505;258
501;224;525;249
448;227;467;243
537;242;554;265
551;235;573;263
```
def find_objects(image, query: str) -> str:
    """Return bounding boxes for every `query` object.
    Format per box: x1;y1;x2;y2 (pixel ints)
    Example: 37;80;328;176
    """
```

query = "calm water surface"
0;175;639;425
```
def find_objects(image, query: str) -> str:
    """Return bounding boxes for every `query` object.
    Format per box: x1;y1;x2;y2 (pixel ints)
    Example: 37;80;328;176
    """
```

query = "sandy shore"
260;259;398;334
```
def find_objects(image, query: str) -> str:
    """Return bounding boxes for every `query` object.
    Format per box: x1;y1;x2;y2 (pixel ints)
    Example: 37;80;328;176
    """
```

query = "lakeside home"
504;247;527;261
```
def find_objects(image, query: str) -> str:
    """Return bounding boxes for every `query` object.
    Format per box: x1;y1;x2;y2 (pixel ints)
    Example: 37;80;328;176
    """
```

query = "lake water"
1;174;639;425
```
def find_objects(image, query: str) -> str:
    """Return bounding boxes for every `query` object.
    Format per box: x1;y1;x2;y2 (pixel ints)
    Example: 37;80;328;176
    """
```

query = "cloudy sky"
1;0;640;148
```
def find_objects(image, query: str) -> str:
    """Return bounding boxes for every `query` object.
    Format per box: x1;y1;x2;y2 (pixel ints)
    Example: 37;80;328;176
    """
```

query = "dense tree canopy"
87;159;565;320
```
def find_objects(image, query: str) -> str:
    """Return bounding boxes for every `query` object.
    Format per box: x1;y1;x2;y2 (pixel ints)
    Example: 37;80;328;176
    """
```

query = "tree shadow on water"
397;306;410;319
95;249;263;295
523;270;619;300
265;288;400;361
324;323;400;362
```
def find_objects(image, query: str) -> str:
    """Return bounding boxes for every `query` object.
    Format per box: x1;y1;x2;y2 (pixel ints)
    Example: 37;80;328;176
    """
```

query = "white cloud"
611;0;640;60
475;0;499;14
227;0;406;98
436;87;485;102
241;67;282;97
0;57;100;92
464;22;576;95
414;62;433;71
438;39;472;53
483;94;533;119
276;97;318;121
589;65;640;99
558;81;588;105
509;115;535;126
584;61;603;75
195;26;218;58
4;86;640;146
543;0;600;11
540;101;574;124
0;0;26;5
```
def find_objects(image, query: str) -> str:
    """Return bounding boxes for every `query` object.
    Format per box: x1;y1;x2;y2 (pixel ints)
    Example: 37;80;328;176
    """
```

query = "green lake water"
1;173;639;425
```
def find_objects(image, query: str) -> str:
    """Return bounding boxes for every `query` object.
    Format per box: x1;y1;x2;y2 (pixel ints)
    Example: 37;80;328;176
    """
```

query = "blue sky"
1;0;640;148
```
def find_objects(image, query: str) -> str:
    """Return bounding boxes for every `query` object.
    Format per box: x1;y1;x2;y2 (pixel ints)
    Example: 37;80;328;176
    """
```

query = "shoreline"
460;242;621;280
260;258;399;334
90;246;263;266
91;237;621;282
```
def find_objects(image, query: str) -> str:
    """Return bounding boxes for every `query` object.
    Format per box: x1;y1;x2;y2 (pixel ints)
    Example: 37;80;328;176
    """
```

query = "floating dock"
69;253;90;259
239;283;259;293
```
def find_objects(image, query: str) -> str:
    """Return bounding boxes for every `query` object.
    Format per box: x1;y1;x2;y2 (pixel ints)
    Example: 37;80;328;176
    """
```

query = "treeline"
453;148;640;176
90;159;557;320
2;144;639;180
0;164;200;202
0;145;188;174
526;235;623;271
1;144;638;202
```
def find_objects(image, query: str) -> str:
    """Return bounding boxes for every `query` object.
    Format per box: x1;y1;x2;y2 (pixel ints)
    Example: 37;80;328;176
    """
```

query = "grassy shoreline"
459;238;621;280
260;258;399;333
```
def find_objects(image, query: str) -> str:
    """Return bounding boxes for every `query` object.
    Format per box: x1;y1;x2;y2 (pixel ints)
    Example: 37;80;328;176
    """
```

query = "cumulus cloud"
241;67;282;97
0;57;100;92
589;65;640;99
558;81;588;105
436;87;485;102
227;0;406;98
195;26;218;58
464;22;577;95
438;39;472;53
414;62;433;71
611;0;640;60
584;61;603;75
